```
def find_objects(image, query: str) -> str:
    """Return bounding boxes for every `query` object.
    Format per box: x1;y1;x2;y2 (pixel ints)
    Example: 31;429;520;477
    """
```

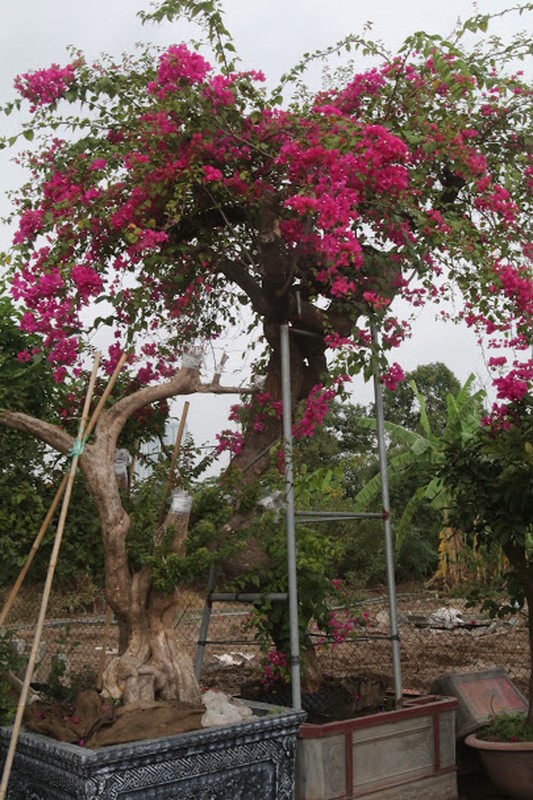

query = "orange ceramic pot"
466;733;533;799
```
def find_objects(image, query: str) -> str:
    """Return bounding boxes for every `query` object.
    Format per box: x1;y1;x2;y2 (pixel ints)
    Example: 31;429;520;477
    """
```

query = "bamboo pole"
0;351;128;628
157;401;190;525
0;353;101;800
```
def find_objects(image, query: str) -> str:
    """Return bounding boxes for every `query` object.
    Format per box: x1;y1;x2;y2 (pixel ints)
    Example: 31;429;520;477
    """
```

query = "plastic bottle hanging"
170;488;193;513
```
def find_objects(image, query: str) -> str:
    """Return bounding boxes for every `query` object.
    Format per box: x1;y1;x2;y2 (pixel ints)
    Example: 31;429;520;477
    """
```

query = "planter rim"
466;732;533;752
1;702;305;765
298;693;457;738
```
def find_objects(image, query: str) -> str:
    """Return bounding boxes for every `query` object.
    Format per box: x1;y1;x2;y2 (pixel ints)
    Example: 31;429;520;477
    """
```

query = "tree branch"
100;365;254;447
216;257;273;316
0;410;74;455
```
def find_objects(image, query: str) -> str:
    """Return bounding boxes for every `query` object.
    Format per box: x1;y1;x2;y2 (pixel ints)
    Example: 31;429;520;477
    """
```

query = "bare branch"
0;410;74;455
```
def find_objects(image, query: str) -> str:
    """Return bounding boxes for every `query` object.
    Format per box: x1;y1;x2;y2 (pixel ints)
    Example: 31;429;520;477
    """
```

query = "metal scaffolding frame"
280;321;402;709
195;320;403;711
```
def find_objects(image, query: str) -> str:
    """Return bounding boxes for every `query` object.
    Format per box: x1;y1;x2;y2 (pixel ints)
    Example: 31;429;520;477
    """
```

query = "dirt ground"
8;593;529;692
10;592;529;699
197;596;530;698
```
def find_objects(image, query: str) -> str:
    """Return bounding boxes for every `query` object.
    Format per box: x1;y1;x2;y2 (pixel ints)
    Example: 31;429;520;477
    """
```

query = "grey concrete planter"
296;694;458;800
0;702;305;800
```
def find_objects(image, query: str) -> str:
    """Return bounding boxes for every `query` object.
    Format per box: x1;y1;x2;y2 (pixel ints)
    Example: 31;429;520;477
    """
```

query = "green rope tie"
69;435;88;457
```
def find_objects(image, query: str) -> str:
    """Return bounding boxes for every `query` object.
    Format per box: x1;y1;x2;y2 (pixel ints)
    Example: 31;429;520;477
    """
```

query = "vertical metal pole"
371;321;403;705
280;323;302;710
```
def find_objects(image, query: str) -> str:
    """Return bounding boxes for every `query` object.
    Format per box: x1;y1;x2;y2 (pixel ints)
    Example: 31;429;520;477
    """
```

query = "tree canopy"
1;1;531;458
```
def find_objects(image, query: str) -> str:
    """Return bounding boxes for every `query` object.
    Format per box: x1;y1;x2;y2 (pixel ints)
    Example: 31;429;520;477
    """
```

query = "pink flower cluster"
492;361;533;403
13;209;45;245
293;378;346;439
260;650;289;690
312;583;372;650
278;121;410;298
325;608;370;646
332;68;386;113
381;362;405;391
215;429;244;456
147;44;211;97
225;393;283;438
203;165;223;182
362;291;391;311
14;62;78;111
71;265;103;302
492;263;533;317
474;183;518;224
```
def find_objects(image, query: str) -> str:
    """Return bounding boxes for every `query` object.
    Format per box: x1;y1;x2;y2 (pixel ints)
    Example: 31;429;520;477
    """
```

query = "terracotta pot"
465;733;533;799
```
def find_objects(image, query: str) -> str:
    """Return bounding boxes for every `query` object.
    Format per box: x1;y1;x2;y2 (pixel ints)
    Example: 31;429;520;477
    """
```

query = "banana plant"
352;374;486;551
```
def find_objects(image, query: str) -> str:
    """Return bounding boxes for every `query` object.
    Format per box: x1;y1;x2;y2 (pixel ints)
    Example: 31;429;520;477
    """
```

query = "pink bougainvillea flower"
14;62;78;111
203;165;224;182
381;363;405;392
147;44;211;97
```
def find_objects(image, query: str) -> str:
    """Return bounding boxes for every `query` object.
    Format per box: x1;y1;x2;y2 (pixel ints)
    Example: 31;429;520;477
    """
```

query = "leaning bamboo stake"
157;400;190;525
0;351;128;629
83;350;128;440
0;353;101;800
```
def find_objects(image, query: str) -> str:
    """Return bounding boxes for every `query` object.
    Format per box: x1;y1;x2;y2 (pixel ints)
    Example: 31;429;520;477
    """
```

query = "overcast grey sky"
2;1;525;96
0;0;529;450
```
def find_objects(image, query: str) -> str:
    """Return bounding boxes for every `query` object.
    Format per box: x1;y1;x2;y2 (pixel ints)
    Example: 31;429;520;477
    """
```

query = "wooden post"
157;401;190;525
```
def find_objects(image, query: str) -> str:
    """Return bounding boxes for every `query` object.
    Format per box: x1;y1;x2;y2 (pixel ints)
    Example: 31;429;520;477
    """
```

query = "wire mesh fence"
4;589;529;698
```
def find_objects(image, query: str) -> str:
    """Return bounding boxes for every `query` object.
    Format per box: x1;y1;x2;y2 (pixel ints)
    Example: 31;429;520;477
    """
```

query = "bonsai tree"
0;0;531;705
441;395;533;725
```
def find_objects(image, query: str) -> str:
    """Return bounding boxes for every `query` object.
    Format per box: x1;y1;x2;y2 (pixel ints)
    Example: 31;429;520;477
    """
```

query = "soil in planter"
21;672;389;745
23;688;205;747
240;672;389;724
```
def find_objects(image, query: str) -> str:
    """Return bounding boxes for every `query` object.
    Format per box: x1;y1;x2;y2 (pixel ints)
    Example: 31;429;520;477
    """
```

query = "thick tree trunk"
83;428;202;705
101;572;201;704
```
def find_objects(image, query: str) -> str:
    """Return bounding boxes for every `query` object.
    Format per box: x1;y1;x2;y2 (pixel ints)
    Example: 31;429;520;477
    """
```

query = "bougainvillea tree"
0;0;531;702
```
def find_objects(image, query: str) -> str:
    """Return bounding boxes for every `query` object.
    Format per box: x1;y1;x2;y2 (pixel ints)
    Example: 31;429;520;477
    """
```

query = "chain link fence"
4;589;529;698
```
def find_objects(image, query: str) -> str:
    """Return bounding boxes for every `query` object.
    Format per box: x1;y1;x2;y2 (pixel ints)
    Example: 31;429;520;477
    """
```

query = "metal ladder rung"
194;570;289;680
295;510;385;523
211;592;288;602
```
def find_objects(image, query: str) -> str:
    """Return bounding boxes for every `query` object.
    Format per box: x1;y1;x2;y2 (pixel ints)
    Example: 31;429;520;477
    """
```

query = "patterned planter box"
296;695;458;800
0;703;305;800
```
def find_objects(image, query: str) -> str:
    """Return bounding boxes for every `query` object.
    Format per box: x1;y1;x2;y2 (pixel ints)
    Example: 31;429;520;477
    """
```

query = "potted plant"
441;396;533;799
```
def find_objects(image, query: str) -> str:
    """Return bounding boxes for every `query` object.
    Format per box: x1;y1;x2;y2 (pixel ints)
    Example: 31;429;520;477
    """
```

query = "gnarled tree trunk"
0;366;241;706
